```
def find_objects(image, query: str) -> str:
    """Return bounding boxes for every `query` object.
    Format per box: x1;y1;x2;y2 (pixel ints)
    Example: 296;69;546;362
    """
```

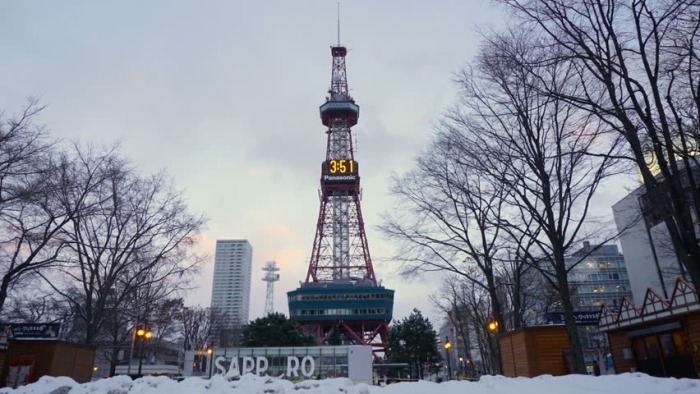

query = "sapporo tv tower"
287;29;394;361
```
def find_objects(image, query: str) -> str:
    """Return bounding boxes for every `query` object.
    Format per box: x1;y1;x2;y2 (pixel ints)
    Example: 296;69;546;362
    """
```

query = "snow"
0;373;697;394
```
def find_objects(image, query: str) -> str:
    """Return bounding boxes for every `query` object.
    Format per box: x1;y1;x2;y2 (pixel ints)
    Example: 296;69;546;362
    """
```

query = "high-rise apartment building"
210;240;252;327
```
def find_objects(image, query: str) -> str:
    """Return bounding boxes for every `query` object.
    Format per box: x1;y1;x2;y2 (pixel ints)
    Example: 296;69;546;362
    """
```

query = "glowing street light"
488;320;499;334
443;337;452;380
136;326;153;376
207;347;214;378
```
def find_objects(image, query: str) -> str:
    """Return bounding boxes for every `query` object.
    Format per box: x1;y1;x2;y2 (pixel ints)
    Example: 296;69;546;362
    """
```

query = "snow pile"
0;374;371;394
0;373;697;394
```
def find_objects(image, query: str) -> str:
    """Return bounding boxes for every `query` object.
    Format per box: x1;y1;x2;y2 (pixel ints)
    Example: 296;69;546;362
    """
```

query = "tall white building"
612;186;687;303
210;240;253;327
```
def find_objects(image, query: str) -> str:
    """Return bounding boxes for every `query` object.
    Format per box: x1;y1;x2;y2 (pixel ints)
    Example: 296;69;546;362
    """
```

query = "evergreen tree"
327;324;342;346
240;313;316;347
388;309;440;379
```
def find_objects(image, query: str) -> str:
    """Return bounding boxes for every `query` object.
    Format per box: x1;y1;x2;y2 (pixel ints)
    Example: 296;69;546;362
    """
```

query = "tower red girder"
305;46;376;285
305;191;376;283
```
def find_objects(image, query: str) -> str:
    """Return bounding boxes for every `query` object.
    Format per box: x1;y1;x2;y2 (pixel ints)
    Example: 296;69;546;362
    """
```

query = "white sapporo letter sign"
214;355;316;378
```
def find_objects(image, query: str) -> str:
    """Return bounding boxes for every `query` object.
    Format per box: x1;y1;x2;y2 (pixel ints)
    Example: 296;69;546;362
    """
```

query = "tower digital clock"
321;159;359;184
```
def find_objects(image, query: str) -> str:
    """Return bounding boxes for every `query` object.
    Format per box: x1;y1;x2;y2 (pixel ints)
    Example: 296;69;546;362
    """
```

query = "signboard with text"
0;323;60;339
545;311;599;326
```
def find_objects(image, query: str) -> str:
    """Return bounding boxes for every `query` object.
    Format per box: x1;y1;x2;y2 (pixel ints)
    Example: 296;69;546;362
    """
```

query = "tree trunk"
555;251;586;374
109;345;119;377
0;274;12;315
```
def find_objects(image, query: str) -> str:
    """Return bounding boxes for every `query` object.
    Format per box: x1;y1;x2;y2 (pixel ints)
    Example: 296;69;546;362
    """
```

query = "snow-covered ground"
0;373;697;394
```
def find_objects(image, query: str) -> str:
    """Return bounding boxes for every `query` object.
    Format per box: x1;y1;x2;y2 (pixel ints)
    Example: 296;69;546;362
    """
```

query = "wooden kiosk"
0;323;95;388
498;325;571;377
598;278;699;378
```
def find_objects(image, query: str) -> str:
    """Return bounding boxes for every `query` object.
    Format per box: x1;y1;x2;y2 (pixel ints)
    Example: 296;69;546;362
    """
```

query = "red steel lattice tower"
308;46;372;283
288;43;394;361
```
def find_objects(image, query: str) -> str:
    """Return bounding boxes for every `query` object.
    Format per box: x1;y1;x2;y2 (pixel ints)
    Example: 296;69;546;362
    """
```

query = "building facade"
599;278;699;378
567;242;633;313
210;240;253;328
558;242;635;371
612;185;686;303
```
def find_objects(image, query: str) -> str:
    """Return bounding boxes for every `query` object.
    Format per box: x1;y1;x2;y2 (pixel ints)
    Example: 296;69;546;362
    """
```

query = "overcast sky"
0;1;634;326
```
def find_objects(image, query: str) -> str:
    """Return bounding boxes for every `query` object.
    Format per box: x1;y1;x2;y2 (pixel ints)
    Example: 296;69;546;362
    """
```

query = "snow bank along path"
0;372;697;394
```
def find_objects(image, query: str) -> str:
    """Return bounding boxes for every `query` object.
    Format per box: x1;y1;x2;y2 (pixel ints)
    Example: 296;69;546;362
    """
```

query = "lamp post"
136;326;153;377
443;336;452;381
398;339;406;379
487;318;501;375
127;321;138;376
207;347;214;378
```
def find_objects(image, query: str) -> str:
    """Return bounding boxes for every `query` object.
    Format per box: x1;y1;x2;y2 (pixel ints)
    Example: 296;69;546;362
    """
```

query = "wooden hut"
598;278;700;378
498;325;571;377
1;340;95;388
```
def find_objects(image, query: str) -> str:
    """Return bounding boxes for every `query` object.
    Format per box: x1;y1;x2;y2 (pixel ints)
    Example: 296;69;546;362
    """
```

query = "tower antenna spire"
337;1;341;46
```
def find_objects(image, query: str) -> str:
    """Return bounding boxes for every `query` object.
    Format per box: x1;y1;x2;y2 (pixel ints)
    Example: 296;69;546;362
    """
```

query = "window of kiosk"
659;334;675;357
645;336;660;359
672;331;690;356
633;338;648;360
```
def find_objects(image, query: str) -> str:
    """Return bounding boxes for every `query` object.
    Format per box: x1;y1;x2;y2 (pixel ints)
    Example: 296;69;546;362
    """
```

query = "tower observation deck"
287;44;394;361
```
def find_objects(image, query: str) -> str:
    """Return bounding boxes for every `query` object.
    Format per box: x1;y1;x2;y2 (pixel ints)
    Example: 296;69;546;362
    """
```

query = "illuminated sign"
322;159;358;184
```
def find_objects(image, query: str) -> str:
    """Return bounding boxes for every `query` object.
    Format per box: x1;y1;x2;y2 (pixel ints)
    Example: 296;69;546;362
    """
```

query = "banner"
0;323;60;339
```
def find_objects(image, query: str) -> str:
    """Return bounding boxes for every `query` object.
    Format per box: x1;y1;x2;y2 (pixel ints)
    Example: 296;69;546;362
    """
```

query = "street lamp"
487;318;502;375
398;339;406;379
136;326;153;377
207;347;214;378
487;319;499;334
443;336;452;381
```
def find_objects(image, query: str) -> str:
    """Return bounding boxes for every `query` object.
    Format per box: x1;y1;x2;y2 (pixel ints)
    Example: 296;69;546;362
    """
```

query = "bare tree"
495;247;544;329
99;297;135;377
43;148;206;344
380;131;517;343
430;277;474;366
498;0;700;288
0;100;53;209
1;292;64;323
0;145;114;315
444;278;499;375
0;101;65;313
150;298;186;350
440;29;625;373
177;306;227;352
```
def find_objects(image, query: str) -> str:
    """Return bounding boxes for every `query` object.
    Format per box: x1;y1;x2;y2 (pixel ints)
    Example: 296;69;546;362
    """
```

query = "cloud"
264;224;292;237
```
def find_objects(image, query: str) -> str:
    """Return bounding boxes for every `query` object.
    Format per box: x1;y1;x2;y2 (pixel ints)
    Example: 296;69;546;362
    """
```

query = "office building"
565;242;634;367
210;240;252;327
567;242;633;312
